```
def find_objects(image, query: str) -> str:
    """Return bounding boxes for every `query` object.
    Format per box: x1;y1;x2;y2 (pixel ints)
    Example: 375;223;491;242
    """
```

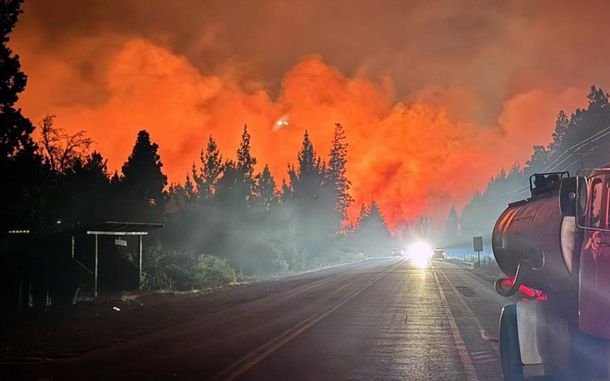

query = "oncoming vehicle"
391;248;405;258
492;166;610;380
432;248;446;259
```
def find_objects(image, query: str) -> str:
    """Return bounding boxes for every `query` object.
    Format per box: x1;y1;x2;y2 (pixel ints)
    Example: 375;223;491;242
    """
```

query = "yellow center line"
208;260;403;381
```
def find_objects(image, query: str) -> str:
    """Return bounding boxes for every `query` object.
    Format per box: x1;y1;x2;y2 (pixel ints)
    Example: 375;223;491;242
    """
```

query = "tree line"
440;86;610;245
0;1;393;307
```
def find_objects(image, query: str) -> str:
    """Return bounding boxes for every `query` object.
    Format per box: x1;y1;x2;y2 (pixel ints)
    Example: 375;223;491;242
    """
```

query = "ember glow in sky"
10;0;610;228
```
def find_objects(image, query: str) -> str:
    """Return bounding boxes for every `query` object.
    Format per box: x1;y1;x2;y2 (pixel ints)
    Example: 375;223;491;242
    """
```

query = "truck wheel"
500;303;525;381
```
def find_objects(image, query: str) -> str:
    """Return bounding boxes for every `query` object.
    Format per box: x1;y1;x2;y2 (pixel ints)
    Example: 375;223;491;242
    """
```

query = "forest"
2;0;610;311
448;86;610;246
0;1;394;309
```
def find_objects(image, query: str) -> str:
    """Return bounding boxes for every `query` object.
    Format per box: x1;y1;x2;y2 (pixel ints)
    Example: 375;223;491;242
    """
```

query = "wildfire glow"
11;0;599;230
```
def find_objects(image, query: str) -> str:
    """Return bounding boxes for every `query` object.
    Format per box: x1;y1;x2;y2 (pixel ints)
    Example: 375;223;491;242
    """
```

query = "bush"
142;269;174;291
142;245;237;291
191;255;237;289
164;263;195;290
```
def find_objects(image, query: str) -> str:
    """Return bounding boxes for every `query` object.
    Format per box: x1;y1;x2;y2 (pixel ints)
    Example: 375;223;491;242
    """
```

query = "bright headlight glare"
406;241;433;268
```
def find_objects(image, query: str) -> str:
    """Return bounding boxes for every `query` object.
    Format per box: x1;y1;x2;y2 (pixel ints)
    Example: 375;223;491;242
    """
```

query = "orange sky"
10;0;610;229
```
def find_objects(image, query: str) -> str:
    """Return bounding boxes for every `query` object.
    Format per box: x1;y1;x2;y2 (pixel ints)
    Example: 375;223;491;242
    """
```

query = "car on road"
391;248;405;257
432;249;446;259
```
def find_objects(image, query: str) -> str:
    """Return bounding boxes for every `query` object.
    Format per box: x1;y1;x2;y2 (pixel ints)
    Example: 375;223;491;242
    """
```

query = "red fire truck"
492;165;610;380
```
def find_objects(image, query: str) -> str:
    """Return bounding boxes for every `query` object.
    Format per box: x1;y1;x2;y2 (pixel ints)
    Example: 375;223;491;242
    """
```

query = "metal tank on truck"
492;166;610;381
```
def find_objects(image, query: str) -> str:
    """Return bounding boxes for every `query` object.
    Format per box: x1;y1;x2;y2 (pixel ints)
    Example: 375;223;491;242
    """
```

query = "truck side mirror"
576;176;588;218
560;177;577;216
560;176;587;217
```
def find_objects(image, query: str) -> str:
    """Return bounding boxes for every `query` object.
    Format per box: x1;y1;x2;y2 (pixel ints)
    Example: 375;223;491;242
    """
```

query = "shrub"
191;255;237;289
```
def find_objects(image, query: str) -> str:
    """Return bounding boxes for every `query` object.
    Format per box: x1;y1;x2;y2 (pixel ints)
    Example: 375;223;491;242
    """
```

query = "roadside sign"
473;236;483;267
473;236;483;252
114;238;128;247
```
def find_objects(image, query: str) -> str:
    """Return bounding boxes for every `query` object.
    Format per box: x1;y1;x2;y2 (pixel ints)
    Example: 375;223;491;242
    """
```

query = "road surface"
1;258;509;380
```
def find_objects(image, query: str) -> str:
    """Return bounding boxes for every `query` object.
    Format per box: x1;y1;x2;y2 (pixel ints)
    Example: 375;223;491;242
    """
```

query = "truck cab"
578;168;610;339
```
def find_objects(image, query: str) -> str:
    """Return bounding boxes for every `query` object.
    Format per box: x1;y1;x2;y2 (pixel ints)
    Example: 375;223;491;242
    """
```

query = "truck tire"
500;303;525;381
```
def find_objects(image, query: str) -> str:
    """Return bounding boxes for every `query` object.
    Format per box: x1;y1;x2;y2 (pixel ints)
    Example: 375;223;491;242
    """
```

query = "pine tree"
366;201;389;231
184;174;195;199
0;0;35;162
121;130;167;219
525;145;548;174
548;111;569;157
237;125;257;178
284;131;339;259
355;201;392;256
327;123;353;219
354;203;369;230
587;86;609;109
254;164;277;211
290;130;326;201
215;160;244;206
194;136;223;199
297;130;315;178
236;125;257;201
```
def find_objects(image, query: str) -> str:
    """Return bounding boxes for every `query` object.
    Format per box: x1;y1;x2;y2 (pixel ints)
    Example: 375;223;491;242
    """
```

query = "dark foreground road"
2;259;508;381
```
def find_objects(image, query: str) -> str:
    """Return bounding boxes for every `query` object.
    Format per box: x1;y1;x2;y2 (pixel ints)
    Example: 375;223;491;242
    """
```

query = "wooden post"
138;234;143;289
71;235;75;258
94;234;99;298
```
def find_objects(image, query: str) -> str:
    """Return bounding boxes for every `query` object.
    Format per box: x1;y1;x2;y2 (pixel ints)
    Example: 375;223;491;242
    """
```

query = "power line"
505;126;610;195
542;126;610;172
543;129;610;173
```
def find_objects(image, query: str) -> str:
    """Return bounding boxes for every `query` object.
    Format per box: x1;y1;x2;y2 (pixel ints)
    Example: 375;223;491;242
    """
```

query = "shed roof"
84;221;163;235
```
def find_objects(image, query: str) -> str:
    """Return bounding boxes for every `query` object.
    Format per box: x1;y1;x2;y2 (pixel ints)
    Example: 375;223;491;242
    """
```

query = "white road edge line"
431;264;480;381
437;265;501;357
209;260;402;381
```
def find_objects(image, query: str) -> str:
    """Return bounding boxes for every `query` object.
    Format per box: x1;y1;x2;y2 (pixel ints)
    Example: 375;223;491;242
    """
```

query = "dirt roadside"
0;276;322;364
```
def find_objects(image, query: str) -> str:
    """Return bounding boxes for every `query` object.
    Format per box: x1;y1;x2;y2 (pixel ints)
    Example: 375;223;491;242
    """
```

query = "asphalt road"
2;258;508;381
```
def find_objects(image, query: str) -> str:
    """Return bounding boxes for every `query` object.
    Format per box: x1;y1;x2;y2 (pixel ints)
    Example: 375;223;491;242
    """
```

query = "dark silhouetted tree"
280;131;337;266
215;160;242;205
355;203;369;226
290;130;327;203
525;145;549;174
236;125;257;201
355;201;393;256
213;127;256;206
53;151;111;227
121;130;167;220
184;174;195;200
297;131;315;178
193;136;223;200
327;123;353;220
548;110;569;157
0;0;45;236
0;0;35;162
254;164;277;211
39;114;92;173
237;125;256;177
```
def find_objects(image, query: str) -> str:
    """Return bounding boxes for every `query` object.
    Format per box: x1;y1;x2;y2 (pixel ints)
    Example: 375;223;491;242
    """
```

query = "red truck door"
579;173;610;338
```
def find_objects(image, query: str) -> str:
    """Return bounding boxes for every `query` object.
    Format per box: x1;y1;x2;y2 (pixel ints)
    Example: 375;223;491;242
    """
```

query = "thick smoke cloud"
9;0;609;228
